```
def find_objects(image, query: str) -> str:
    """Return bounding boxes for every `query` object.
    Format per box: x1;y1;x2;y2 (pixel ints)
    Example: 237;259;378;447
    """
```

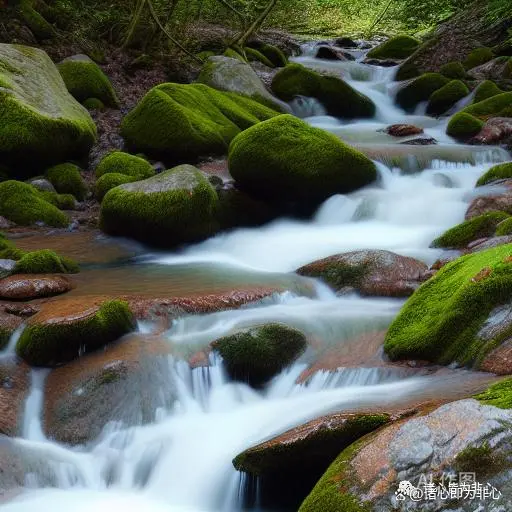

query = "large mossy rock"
463;47;495;70
16;298;136;366
13;249;79;274
57;54;119;108
473;80;503;104
461;92;512;119
426;79;469;116
100;165;219;247
446;112;484;139
0;181;69;227
228;115;377;207
395;73;450;111
95;151;155;179
197;56;287;112
0;44;96;172
211;323;307;387
271;63;375;119
384;244;512;367
367;35;420;60
477;162;512;186
45;163;87;201
120;82;279;161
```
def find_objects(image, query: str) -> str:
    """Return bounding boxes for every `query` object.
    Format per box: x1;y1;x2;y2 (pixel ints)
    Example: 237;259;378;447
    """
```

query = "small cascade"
2;324;25;357
289;95;326;118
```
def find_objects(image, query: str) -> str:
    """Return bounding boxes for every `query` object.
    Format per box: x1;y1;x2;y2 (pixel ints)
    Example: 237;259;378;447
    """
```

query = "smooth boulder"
0;275;73;300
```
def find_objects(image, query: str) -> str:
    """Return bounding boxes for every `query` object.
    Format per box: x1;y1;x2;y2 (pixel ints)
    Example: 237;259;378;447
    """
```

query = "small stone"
28;178;56;193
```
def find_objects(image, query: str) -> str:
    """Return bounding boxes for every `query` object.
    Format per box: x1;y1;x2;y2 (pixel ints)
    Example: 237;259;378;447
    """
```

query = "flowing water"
1;43;510;511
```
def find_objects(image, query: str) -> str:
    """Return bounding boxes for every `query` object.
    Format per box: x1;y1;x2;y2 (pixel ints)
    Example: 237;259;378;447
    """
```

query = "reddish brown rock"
470;117;512;146
3;303;40;317
0;275;73;300
297;250;428;297
480;339;512;374
44;334;173;445
465;192;512;219
0;310;22;349
384;124;424;137
0;357;30;437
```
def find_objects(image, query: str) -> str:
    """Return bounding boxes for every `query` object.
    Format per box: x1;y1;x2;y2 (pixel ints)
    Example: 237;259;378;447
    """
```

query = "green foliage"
13;249;79;274
384;244;512;366
464;47;495;70
476;163;512;186
0;180;69;227
474;378;512;409
395;73;450;111
496;217;512;236
440;62;467;79
271;63;375;118
46;163;87;201
95;172;137;201
473;80;503;104
366;35;420;60
95;151;155;179
431;212;510;248
426;79;469;116
446;112;484;139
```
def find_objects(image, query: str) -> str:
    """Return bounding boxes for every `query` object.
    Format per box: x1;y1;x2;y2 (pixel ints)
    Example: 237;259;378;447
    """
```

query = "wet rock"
16;297;136;366
300;399;512;511
469;235;512;252
0;357;30;436
364;58;401;67
0;275;73;300
0;259;15;278
0;310;22;350
234;412;389;510
44;334;174;445
470;117;512;146
27;178;56;193
211;323;307;388
467;57;512;81
335;37;358;48
384;124;424;137
400;137;437;145
465;190;512;219
3;303;39;318
315;46;352;61
297;250;428;297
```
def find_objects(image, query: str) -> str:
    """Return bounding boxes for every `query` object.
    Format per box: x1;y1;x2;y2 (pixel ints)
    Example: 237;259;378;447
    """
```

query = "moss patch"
426;80;469;116
95;172;137;201
228;115;377;206
474;378;512;409
440;62;467;79
0;180;69;227
17;0;55;40
46;163;87;200
496;217;512;236
384;244;512;366
464;47;495;70
39;191;76;210
461;92;512;120
431;212;509;249
57;55;119;108
271;63;375;119
244;47;274;68
366;35;420;60
257;44;287;67
446;112;484;139
13;249;79;274
0;233;24;260
83;98;105;110
476;163;512;186
395;73;450;111
473;81;503;104
95;151;155;180
212;323;307;387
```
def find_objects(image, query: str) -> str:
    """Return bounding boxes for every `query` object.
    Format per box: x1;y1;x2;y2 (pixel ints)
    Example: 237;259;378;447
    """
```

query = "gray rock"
0;259;16;278
28;178;56;193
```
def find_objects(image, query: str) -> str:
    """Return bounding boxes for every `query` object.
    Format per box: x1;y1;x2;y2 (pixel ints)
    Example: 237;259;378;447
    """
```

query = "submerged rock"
297;250;428;297
384;124;424;137
0;275;73;300
315;46;353;61
16;297;136;366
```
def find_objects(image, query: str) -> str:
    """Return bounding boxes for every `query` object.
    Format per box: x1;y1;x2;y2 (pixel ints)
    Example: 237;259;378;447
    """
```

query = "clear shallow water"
1;42;510;511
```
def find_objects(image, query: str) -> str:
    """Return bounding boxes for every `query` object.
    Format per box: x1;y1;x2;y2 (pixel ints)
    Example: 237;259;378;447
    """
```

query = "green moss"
366;35;420;60
16;299;135;366
426;80;469;116
496;217;512;236
298;260;368;290
95;151;155;180
46;163;87;200
431;212;510;249
83;98;105;111
446;112;484;139
461;92;512;119
244;47;275;68
0;44;97;171
0;233;25;260
476;163;512;186
18;0;55;40
454;443;496;474
257;44;287;67
440;62;467;79
395;60;421;81
57;55;120;108
473;81;503;104
0;180;69;227
384;244;512;366
13;249;79;274
39;191;76;210
211;323;307;387
95;172;136;201
464;47;495;70
196;51;215;62
395;73;450;111
223;48;246;62
474;377;512;409
100;165;219;247
272;63;375;119
228;115;377;205
120;83;279;160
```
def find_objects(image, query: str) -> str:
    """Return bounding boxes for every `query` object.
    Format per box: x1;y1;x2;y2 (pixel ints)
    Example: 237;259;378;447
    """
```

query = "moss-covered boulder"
17;298;136;366
100;165;219;247
39;190;76;210
82;98;105;111
211;323;307;387
13;249;79;274
255;43;287;67
57;54;119;108
464;47;495;70
426;80;469;116
384;244;512;367
474;377;512;409
223;48;246;62
95;151;155;180
367;35;420;60
95;172;137;201
446;112;484;139
473;80;503;104
0;233;24;261
431;212;510;248
244;47;274;67
229;115;376;206
271;63;375;119
461;92;512;119
439;61;467;79
197;56;287;112
45;163;87;201
477;162;512;186
395;73;450;111
120;82;279;161
496;218;512;236
0;44;96;171
0;181;69;227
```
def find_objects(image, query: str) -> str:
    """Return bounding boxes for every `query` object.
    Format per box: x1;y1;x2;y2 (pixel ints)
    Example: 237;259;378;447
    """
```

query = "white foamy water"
2;41;510;512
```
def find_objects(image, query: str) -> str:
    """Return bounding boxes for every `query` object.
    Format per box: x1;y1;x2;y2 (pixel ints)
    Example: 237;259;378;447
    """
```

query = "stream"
1;43;510;511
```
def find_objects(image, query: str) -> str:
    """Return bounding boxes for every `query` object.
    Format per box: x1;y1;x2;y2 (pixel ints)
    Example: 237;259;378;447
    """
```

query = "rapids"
1;41;509;512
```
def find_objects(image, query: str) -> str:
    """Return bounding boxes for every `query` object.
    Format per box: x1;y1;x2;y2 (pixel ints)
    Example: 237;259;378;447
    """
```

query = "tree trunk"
234;0;278;47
